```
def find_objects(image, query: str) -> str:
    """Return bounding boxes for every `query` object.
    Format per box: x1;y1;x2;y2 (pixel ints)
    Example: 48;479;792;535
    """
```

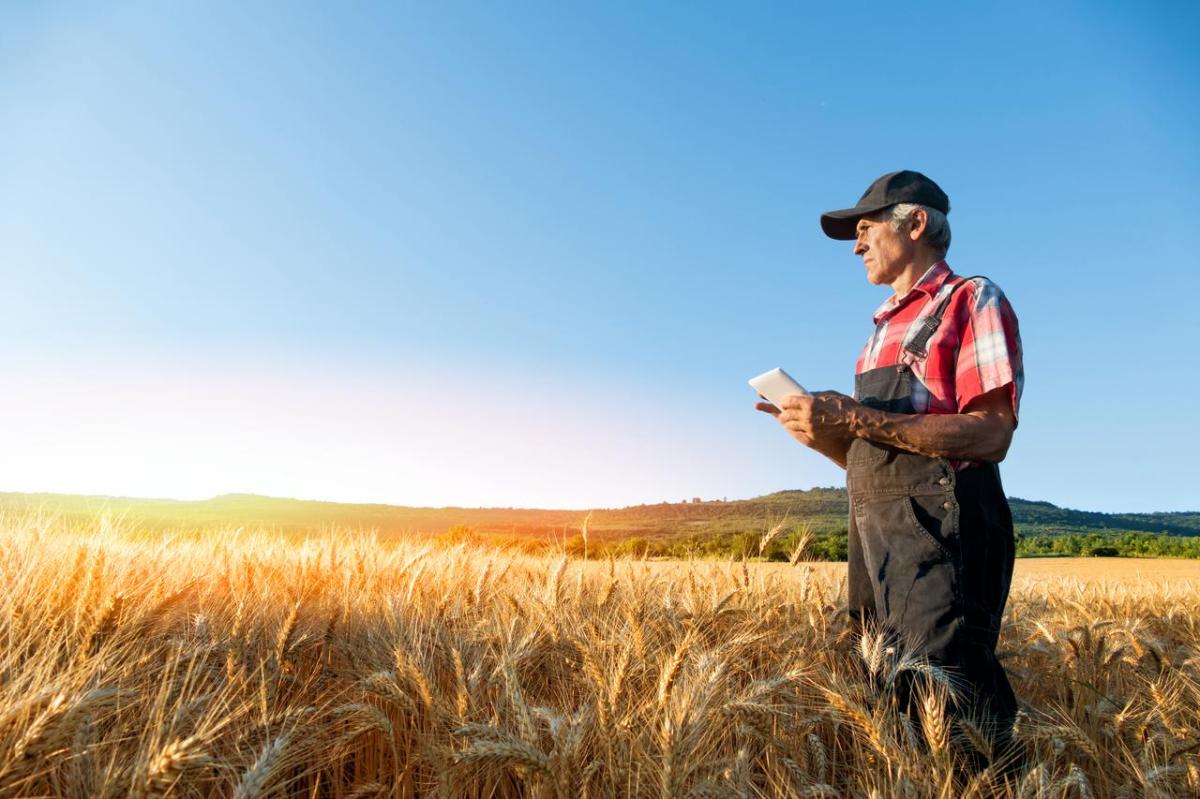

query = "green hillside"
3;488;1197;559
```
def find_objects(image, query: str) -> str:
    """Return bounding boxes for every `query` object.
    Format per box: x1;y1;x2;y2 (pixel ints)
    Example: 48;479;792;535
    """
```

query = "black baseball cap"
820;170;950;240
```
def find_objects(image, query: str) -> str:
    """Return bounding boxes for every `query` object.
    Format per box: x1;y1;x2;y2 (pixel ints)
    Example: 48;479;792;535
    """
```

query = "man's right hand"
755;394;851;469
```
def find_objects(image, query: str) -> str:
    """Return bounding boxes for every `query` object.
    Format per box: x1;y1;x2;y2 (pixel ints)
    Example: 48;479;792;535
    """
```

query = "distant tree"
615;537;650;558
440;524;476;545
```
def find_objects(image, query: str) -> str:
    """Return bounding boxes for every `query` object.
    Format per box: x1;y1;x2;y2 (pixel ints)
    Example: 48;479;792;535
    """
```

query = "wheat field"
2;513;1198;798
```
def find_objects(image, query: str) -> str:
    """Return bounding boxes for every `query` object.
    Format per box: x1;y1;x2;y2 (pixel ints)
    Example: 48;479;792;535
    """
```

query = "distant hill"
2;488;1197;543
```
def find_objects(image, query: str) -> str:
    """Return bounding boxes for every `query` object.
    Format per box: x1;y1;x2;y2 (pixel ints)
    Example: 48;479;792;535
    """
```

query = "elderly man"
757;170;1024;760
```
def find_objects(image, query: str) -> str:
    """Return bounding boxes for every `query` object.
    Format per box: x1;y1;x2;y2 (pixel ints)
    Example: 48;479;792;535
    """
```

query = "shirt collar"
871;260;953;324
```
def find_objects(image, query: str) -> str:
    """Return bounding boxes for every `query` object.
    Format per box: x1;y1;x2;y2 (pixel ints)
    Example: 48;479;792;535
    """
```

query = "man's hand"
755;391;858;468
755;391;856;445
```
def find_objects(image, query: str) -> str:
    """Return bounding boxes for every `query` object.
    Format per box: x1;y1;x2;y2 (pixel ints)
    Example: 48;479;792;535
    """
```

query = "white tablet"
749;367;810;411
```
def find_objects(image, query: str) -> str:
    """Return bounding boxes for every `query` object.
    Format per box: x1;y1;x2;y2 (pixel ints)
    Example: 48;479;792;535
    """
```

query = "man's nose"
853;239;867;255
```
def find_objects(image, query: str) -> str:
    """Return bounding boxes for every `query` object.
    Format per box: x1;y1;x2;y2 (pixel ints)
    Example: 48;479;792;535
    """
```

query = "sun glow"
0;357;723;509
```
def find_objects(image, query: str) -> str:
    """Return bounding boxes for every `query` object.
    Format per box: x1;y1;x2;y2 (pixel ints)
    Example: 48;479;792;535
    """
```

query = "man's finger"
755;402;781;416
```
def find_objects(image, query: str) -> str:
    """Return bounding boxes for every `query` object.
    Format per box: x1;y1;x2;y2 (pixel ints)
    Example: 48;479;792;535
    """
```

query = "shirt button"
942;501;954;511
938;477;951;486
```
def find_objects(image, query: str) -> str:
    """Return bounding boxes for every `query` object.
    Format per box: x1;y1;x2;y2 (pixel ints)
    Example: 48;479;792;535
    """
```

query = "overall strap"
903;275;988;358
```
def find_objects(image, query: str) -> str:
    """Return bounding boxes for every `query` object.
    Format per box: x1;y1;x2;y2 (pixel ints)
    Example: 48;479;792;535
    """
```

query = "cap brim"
819;202;890;240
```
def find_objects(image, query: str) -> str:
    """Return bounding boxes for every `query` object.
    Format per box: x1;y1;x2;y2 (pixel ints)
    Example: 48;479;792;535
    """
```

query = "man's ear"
907;207;928;243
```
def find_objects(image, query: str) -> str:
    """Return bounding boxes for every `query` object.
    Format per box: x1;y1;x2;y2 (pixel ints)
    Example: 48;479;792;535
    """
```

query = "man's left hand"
755;391;859;445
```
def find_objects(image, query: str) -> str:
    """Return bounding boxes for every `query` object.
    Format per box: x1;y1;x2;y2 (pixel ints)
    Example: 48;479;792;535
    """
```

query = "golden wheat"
0;513;1198;797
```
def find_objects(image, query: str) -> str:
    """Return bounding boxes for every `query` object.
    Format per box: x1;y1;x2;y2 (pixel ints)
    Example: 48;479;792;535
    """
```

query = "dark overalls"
845;277;1018;750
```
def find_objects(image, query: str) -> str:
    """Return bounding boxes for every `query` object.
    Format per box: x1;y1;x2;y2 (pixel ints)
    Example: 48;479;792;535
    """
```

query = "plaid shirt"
855;260;1024;432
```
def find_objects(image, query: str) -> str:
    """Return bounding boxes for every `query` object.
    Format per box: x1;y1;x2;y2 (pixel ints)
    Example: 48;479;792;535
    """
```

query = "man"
756;170;1024;760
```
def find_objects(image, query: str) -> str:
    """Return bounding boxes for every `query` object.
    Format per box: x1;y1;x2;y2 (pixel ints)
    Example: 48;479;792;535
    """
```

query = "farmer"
757;170;1024;760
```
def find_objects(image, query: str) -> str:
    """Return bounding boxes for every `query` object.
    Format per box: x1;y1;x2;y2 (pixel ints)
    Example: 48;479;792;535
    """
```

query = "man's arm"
763;385;1015;464
847;385;1015;462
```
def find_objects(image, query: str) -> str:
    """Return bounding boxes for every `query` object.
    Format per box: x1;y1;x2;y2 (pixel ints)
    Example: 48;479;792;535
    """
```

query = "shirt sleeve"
954;278;1024;425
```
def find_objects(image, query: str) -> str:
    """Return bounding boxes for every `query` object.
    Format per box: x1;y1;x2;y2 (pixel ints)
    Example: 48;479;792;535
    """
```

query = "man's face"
853;211;915;287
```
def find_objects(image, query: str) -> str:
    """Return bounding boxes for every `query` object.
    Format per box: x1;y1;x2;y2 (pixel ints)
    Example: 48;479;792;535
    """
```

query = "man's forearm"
847;406;1010;463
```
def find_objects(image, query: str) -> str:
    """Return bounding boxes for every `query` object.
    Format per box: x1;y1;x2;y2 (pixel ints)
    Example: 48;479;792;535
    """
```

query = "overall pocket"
903;494;960;559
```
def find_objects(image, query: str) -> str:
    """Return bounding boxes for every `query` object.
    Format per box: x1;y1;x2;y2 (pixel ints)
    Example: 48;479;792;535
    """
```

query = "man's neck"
888;253;943;297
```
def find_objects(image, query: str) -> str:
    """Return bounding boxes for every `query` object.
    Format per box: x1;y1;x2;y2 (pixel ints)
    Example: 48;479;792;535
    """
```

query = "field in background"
2;514;1198;798
5;489;1199;561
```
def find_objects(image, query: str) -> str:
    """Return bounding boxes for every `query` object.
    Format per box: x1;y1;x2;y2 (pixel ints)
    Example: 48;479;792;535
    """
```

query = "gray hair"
890;203;951;256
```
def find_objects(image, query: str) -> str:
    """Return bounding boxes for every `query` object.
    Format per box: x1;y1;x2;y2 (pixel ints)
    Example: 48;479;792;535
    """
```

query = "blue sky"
1;1;1197;512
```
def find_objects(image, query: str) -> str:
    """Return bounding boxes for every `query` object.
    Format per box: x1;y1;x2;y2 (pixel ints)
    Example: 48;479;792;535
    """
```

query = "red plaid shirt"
855;261;1024;433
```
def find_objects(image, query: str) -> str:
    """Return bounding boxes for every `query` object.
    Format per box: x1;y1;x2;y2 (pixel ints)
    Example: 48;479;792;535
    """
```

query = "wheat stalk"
134;735;207;799
232;736;288;799
273;600;301;668
759;515;789;557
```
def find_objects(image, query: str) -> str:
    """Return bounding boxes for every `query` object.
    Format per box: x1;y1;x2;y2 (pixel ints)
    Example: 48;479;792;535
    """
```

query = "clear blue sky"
1;2;1197;512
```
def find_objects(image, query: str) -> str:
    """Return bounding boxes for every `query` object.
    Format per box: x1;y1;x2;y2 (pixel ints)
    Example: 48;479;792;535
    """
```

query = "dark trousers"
847;451;1018;749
